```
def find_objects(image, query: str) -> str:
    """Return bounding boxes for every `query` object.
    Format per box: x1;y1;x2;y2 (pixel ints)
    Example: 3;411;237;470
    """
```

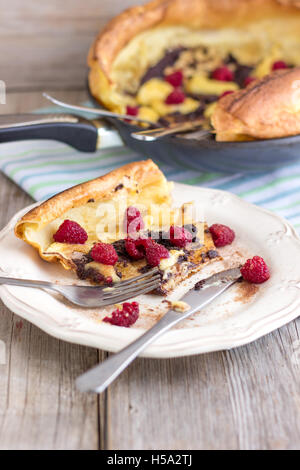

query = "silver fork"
131;120;208;141
0;269;160;307
43;93;154;125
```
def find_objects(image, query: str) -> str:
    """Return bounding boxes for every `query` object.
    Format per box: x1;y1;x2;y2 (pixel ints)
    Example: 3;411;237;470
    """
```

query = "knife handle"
76;310;181;393
0;113;123;152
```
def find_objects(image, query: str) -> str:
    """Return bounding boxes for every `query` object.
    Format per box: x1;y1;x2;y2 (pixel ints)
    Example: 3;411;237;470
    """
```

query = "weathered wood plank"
0;89;89;115
106;323;300;450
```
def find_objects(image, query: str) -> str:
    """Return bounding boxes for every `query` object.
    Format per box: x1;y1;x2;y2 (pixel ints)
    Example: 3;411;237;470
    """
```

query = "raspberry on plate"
169;225;193;248
165;88;185;105
165;70;183;88
90;242;118;265
145;241;170;267
212;66;234;82
103;302;139;327
126;206;144;234
240;256;270;284
53;220;88;244
209;223;235;247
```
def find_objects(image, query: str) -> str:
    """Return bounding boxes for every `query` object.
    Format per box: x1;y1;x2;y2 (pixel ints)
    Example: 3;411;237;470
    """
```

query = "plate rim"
1;183;300;358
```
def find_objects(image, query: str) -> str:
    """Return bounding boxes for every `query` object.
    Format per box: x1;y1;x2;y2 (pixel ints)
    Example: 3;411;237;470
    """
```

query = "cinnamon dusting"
234;281;258;304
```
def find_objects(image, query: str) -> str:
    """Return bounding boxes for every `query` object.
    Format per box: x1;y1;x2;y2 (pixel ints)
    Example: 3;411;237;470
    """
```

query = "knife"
0;113;123;151
76;267;242;393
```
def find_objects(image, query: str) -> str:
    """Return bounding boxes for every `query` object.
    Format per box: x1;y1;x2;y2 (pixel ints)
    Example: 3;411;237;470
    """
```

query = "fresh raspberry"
137;237;156;249
103;302;139;327
243;76;255;87
53;220;88;244
125;238;145;260
165;88;185;105
145;242;169;267
212;66;234;82
165;70;183;87
126;105;139;116
125;237;155;260
209;223;235;247
90;242;118;265
219;90;234;99
126;206;144;234
272;60;288;71
169;225;193;248
240;256;270;284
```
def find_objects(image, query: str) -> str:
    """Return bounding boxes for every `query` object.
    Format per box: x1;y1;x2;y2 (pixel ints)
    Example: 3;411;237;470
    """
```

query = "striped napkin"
0;104;300;233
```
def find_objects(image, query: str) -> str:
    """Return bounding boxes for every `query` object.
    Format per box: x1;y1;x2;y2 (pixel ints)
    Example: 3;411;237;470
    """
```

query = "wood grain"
0;0;148;91
106;327;300;450
0;90;299;449
0;90;101;450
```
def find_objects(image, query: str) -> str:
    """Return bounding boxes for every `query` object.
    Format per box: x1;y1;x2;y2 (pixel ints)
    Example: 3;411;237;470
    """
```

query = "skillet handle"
0;114;123;152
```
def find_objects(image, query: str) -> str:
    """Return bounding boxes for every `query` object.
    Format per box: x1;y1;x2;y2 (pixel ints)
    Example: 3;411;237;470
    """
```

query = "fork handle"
0;276;53;289
75;310;187;393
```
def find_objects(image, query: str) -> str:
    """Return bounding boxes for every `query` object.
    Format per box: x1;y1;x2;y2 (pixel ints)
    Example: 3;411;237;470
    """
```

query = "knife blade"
170;266;242;314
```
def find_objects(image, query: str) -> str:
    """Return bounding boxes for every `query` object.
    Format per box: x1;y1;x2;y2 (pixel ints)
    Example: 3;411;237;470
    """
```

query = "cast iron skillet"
88;87;300;174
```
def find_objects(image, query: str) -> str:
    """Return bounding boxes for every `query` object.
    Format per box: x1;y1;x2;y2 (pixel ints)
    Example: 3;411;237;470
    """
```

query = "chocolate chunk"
194;280;205;290
177;254;188;263
112;239;130;260
224;53;254;87
148;227;195;249
207;250;219;259
74;258;104;284
225;53;238;65
140;47;186;85
138;264;153;274
114;184;124;192
87;198;95;203
234;64;254;87
163;106;205;124
183;224;198;242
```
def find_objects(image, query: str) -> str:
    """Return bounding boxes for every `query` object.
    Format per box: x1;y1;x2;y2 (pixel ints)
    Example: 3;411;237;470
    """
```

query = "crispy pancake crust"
89;0;299;80
14;160;171;269
212;68;300;141
88;0;300;139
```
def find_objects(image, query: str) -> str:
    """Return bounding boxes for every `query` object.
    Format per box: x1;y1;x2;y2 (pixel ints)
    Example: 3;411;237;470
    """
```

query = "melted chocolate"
140;47;186;85
194;280;205;290
139;48;255;126
73;255;105;284
225;53;254;87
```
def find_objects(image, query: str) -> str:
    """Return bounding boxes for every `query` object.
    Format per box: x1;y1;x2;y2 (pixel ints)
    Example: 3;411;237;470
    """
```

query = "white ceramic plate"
0;183;300;358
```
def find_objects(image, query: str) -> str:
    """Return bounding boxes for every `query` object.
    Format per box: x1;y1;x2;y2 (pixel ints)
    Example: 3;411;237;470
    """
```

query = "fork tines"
101;267;161;304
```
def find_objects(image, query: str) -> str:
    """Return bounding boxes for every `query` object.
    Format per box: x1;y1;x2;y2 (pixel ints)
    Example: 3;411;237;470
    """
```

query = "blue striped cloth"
0;104;300;233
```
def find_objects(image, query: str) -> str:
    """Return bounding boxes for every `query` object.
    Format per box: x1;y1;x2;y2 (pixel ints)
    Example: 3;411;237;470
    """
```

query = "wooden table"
0;90;300;450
